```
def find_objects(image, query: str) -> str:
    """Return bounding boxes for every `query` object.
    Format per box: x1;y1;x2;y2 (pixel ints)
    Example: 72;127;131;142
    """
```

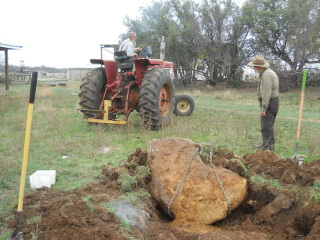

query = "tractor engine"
107;73;138;117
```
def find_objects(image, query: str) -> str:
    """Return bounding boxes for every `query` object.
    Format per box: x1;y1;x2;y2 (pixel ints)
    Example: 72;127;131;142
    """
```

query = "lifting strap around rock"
208;146;232;214
167;148;199;218
167;146;232;218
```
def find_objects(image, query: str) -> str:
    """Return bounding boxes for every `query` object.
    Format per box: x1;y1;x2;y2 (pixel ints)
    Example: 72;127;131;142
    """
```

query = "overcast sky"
1;0;245;69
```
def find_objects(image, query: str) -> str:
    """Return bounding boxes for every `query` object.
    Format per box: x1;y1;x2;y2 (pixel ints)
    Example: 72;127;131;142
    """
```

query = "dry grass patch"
307;132;320;160
206;84;214;90
35;99;55;113
180;89;213;98
214;90;239;100
36;86;55;97
66;84;81;89
0;95;10;115
190;89;203;97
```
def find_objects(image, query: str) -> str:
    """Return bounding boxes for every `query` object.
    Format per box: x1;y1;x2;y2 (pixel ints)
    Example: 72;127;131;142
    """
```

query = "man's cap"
247;55;270;68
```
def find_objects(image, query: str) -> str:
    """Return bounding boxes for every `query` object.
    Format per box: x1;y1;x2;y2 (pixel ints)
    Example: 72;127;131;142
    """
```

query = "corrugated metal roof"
0;43;23;50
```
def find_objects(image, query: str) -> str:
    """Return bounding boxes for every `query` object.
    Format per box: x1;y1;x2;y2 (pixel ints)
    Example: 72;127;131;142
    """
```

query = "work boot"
263;145;275;152
257;144;265;150
269;144;275;152
258;144;274;151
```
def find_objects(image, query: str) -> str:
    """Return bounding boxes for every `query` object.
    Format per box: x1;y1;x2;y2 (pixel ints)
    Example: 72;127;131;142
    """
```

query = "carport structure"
0;43;22;91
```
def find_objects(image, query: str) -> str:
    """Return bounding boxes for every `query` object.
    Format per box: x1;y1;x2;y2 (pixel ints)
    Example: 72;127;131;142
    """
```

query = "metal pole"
5;49;9;91
100;46;103;68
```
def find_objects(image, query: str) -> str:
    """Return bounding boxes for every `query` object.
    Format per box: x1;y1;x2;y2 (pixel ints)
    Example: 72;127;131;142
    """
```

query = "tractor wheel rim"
177;99;190;113
159;84;171;117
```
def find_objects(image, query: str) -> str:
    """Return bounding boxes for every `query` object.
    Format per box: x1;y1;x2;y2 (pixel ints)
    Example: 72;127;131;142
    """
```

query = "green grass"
118;174;138;193
82;196;94;213
118;189;151;206
0;230;11;240
229;158;249;174
101;202;114;212
135;165;150;178
250;175;284;189
26;215;41;225
100;202;132;232
1;82;320;226
310;181;320;201
119;218;132;232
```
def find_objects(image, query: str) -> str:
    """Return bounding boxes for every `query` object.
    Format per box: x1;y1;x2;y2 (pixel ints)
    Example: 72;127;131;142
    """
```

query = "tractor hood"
138;58;174;68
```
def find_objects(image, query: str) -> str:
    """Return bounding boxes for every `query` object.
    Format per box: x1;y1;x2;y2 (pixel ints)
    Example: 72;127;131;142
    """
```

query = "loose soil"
2;148;320;240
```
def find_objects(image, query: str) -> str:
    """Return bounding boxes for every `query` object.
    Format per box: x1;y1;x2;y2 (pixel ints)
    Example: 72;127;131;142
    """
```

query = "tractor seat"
114;51;134;69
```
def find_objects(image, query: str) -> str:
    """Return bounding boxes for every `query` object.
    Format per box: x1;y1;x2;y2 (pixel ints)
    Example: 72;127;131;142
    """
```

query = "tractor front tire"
174;94;195;116
79;68;106;118
138;69;174;130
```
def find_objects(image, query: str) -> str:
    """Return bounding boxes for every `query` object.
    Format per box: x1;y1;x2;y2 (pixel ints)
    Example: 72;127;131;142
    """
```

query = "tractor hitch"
80;100;127;125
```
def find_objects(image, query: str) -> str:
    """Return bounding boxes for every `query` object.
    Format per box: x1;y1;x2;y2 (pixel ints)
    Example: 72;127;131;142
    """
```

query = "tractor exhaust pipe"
160;36;166;60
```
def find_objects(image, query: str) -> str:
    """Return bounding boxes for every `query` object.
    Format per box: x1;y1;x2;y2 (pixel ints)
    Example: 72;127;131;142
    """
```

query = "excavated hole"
4;147;318;240
145;146;319;239
155;204;172;223
294;218;313;236
213;183;277;228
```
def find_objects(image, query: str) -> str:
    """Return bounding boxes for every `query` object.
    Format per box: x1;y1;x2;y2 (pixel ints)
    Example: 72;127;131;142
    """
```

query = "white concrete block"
29;170;56;189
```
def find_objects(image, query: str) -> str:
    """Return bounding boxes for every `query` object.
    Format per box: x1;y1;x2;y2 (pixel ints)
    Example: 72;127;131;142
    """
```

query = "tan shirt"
257;68;279;112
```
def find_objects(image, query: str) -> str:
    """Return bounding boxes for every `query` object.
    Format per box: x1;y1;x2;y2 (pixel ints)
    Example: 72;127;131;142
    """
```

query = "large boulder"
147;138;248;227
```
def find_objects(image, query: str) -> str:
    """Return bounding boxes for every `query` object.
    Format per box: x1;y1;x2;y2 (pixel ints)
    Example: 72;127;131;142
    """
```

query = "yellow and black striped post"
10;71;38;240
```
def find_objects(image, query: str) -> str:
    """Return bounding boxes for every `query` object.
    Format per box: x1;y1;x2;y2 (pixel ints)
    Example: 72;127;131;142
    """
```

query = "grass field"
1;81;320;225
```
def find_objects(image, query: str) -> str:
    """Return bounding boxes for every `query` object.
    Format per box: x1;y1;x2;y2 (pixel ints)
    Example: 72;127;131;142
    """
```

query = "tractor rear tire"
174;94;195;116
79;68;106;118
138;68;174;130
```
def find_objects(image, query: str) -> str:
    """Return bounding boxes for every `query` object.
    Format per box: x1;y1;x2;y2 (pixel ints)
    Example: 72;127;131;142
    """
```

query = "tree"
123;1;173;58
123;0;201;82
167;0;202;81
199;0;249;85
122;0;249;85
242;0;320;70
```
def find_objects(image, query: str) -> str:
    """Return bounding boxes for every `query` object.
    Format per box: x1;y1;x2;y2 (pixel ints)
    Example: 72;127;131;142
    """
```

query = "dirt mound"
243;151;319;186
6;182;130;240
208;148;320;187
3;147;320;240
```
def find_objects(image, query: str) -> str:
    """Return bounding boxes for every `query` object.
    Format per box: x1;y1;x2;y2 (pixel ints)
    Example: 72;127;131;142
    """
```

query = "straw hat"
247;55;270;68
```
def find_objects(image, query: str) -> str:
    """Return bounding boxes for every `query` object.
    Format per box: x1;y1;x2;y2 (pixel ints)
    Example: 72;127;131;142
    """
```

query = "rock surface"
147;138;248;226
256;193;294;221
109;200;149;230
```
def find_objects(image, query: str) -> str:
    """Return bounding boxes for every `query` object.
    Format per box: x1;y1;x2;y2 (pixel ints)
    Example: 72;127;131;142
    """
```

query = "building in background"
67;68;93;81
0;43;22;91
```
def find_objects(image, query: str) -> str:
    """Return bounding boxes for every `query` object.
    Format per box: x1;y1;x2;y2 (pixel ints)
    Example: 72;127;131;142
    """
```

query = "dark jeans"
259;97;279;149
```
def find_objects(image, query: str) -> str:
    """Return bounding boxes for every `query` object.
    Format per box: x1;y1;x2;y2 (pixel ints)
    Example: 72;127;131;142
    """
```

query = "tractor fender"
90;59;117;85
135;58;174;68
135;59;174;85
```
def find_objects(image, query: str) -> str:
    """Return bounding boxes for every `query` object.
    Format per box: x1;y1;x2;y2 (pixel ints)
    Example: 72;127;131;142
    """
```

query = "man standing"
119;32;142;57
248;56;279;151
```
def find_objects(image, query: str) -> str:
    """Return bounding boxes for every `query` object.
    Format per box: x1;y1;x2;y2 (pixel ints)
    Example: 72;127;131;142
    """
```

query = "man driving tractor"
119;32;142;57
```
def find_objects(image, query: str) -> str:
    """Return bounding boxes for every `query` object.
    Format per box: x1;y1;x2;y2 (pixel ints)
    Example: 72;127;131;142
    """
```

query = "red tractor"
79;46;194;130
